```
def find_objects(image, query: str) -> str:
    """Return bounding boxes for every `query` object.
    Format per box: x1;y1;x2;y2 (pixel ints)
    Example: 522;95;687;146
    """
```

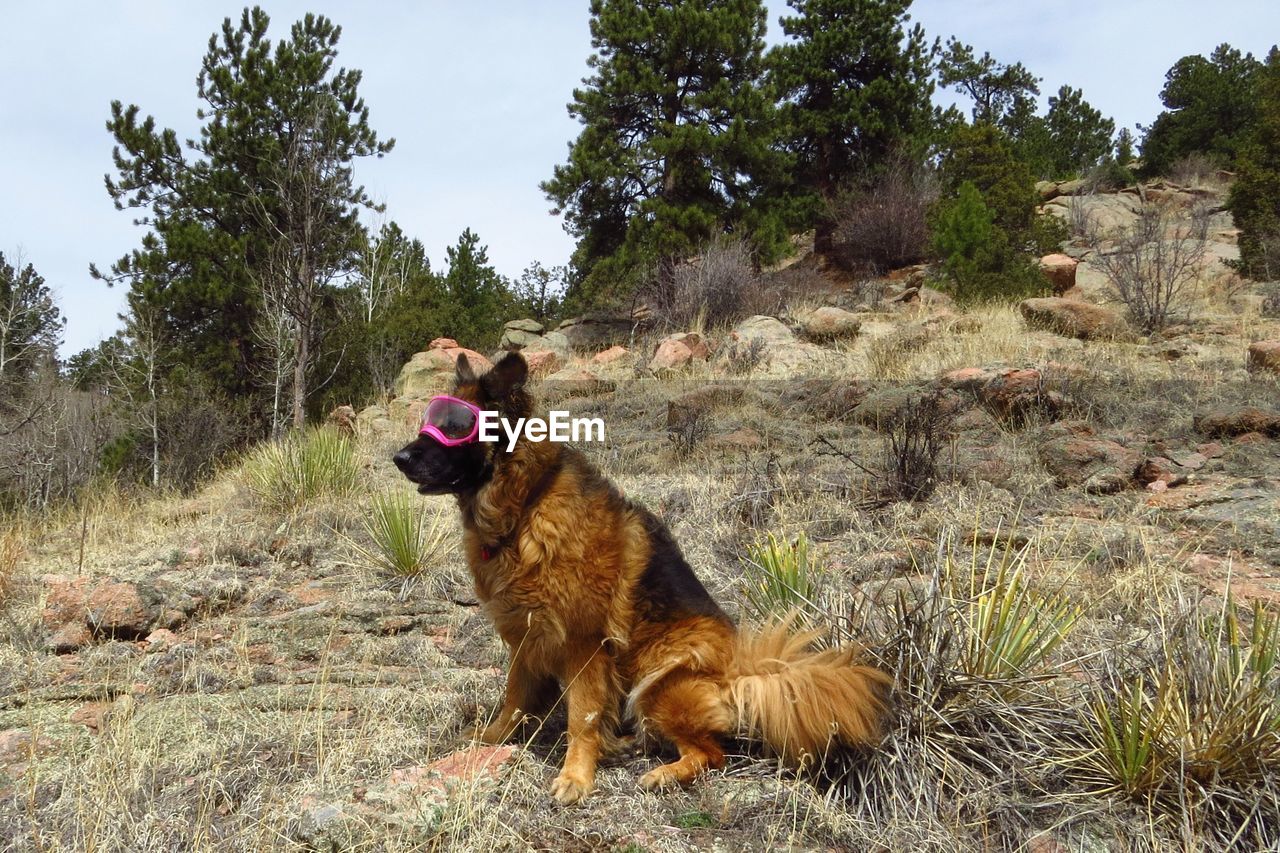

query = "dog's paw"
638;764;686;791
550;771;594;805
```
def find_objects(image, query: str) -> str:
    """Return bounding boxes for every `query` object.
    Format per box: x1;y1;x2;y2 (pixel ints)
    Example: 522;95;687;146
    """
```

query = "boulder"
556;313;637;352
85;580;156;639
393;340;492;400
1020;297;1130;341
591;345;630;366
724;315;832;377
521;350;565;376
1194;407;1280;438
649;333;709;373
1037;421;1143;494
796;306;862;342
504;318;544;334
1247;340;1280;374
1038;254;1079;296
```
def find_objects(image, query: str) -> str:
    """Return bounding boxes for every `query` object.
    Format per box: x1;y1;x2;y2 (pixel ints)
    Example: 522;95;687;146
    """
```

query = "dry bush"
1086;202;1211;333
1168;152;1222;188
881;391;955;503
832;161;938;275
645;238;778;331
0;520;23;610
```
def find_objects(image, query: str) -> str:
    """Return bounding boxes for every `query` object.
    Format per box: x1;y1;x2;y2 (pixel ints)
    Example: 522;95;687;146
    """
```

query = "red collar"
480;543;497;561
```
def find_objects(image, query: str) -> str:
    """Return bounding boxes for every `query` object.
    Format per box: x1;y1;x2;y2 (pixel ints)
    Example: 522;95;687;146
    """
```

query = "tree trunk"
292;316;308;431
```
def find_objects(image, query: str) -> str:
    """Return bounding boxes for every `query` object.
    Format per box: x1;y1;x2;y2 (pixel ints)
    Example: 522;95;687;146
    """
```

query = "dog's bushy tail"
726;613;891;766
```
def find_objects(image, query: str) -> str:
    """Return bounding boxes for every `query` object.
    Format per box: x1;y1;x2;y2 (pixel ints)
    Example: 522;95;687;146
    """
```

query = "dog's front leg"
475;653;555;744
550;643;612;805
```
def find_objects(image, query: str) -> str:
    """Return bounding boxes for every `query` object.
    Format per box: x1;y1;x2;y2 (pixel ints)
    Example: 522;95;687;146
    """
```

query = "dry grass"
3;265;1280;849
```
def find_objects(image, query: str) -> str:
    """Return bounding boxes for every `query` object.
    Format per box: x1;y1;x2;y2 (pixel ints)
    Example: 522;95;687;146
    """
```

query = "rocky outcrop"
1020;297;1130;341
394;338;492;400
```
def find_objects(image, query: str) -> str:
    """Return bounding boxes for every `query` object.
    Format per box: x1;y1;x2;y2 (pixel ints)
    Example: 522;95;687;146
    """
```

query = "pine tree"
939;123;1036;241
1229;48;1280;280
438;229;515;352
95;7;392;427
542;0;786;306
769;0;936;253
1140;44;1262;176
938;39;1040;127
1043;86;1115;177
0;252;64;425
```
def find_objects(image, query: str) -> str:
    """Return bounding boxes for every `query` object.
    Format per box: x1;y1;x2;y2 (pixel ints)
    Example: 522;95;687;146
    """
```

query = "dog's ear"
455;353;478;386
481;352;528;401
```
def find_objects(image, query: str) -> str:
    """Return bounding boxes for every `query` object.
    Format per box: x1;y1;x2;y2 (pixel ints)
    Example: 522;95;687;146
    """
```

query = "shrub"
742;533;819;621
645;238;773;331
1085;202;1210;332
1078;600;1280;847
835;529;1083;847
880;390;955;502
241;426;360;512
831;161;938;274
350;491;450;593
931;182;1048;303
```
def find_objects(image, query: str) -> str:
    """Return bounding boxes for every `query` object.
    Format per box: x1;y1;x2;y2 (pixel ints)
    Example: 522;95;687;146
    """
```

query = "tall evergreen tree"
1229;48;1280;280
95;7;391;427
0;252;63;399
438;229;515;352
768;0;936;253
1043;86;1116;178
542;0;786;306
1140;44;1262;176
938;39;1040;128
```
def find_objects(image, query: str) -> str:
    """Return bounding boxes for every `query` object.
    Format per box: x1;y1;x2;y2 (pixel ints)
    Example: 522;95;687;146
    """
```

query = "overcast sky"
2;1;1277;357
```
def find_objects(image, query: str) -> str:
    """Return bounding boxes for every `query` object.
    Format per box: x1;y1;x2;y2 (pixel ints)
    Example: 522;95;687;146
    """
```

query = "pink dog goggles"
418;395;486;446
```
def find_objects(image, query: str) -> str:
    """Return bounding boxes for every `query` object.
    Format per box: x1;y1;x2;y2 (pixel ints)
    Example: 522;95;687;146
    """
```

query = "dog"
392;352;890;804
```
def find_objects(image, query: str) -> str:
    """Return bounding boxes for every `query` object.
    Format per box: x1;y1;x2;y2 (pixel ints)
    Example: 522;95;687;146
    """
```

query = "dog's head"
392;352;531;495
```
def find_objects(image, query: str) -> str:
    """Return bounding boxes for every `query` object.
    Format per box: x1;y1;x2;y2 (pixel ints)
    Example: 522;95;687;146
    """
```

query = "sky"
1;1;1278;358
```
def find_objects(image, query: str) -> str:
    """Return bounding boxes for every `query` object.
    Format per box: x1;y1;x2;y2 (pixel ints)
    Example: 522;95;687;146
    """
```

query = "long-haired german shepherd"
393;352;890;804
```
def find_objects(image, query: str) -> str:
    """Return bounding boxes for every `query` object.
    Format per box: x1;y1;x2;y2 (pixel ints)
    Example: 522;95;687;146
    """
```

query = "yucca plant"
1078;599;1280;847
741;532;819;621
1081;672;1167;797
959;559;1081;684
241;426;361;512
350;491;450;585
